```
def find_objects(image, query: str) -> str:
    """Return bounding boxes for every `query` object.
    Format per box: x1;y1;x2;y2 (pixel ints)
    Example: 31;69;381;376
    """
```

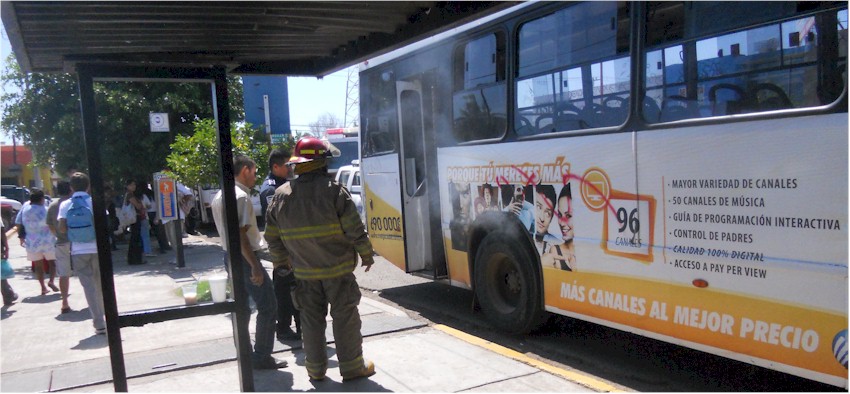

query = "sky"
0;25;353;145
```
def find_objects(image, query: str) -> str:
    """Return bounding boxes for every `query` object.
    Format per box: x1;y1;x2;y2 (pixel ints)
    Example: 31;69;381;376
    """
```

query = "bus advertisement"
358;1;848;387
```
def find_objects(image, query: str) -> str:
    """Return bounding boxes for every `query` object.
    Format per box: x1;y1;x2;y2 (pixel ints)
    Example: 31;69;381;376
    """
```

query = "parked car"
334;160;365;225
195;184;264;226
1;185;30;204
0;196;22;230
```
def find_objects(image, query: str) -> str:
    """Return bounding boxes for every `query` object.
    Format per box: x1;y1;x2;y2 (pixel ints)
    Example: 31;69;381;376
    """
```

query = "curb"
434;324;619;392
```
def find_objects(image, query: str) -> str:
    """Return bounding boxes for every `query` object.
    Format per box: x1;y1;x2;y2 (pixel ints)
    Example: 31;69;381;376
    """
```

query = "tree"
308;112;341;135
166;119;269;189
1;53;245;186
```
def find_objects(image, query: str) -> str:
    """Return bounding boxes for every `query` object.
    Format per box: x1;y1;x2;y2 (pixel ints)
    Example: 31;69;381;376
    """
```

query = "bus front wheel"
473;233;544;334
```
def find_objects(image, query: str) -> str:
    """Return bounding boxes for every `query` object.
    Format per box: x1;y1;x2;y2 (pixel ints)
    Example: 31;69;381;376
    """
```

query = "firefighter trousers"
292;272;366;378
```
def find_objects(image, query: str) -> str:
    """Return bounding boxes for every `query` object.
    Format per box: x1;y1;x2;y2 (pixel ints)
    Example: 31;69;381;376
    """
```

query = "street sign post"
153;172;184;267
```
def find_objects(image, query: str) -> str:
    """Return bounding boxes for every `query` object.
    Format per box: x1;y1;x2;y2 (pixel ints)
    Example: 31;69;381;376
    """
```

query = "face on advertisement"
557;194;574;241
483;187;492;206
535;187;555;235
456;183;471;218
475;197;486;216
514;185;523;200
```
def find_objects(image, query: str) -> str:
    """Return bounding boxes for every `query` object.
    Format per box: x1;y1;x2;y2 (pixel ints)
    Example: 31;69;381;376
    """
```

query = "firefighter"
264;136;376;382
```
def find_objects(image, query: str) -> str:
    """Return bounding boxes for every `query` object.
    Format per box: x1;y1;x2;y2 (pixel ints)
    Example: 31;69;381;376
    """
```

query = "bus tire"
473;232;543;335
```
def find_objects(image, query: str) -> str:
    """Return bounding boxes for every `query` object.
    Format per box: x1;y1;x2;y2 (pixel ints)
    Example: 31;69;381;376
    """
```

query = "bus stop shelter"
1;2;515;391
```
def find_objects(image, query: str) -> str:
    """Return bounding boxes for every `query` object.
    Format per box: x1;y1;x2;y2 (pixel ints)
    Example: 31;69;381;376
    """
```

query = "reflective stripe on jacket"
264;171;373;280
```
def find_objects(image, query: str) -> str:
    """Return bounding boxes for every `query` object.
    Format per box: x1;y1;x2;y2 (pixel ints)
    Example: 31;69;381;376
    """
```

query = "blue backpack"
66;195;96;243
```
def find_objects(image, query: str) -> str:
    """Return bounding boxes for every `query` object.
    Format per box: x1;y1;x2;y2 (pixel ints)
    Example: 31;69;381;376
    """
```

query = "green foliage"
166;119;270;188
1;53;245;186
1;55;83;172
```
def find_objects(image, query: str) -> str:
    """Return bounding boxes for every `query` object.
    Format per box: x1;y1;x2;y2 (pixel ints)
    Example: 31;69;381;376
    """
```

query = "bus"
358;1;848;387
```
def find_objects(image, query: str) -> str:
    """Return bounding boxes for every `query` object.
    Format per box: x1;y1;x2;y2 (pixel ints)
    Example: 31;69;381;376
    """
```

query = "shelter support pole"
76;64;129;392
210;67;255;391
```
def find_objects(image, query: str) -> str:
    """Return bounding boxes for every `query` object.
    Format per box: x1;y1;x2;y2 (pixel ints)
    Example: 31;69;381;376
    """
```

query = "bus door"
396;80;436;274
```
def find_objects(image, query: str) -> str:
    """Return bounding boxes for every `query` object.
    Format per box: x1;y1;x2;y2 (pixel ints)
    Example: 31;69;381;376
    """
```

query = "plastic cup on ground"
208;276;228;303
182;283;198;305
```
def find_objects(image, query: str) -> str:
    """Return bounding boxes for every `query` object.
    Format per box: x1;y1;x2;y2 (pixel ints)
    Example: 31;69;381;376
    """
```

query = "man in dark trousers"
264;136;376;382
259;147;301;342
211;156;287;370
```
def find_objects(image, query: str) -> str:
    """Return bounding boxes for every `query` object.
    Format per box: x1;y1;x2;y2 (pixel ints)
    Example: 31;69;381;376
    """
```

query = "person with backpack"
58;172;106;335
15;188;57;296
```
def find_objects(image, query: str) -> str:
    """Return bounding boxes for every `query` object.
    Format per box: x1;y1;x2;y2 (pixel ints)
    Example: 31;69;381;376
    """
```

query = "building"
1;144;54;195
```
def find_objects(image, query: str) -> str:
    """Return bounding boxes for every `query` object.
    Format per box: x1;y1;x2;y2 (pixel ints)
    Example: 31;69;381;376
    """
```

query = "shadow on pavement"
1;305;17;319
55;309;91;323
21;293;62;304
71;335;109;350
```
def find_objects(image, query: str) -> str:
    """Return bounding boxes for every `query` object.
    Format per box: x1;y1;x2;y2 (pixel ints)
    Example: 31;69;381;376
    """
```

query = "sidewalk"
1;229;600;392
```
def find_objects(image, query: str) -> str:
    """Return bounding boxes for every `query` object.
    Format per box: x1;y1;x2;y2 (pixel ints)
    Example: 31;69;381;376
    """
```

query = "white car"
335;161;365;225
194;184;263;225
0;196;22;229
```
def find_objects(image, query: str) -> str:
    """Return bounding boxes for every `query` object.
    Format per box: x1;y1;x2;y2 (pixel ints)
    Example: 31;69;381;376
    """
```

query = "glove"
361;255;375;272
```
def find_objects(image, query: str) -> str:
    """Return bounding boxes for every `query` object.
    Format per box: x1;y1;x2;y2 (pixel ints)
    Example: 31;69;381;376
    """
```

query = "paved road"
1;227;612;392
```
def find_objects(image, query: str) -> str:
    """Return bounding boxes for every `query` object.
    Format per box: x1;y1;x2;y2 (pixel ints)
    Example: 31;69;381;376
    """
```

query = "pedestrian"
58;172;106;335
1;221;19;306
15;188;58;296
46;180;74;313
259;148;301;341
264;136;376;382
103;183;120;250
138;182;158;257
124;179;147;265
211;155;287;370
142;182;170;254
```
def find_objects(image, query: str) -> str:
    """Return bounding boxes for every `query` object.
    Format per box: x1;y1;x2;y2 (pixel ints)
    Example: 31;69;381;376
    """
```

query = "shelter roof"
2;1;515;76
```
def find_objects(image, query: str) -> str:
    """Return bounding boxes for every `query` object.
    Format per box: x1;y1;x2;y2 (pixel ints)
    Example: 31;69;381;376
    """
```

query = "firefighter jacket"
264;171;373;280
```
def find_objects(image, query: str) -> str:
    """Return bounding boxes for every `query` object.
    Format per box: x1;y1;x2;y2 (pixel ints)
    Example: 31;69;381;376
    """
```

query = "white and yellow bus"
358;1;847;387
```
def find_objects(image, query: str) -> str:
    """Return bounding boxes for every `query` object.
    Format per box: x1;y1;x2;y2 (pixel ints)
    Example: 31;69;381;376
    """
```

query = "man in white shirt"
58;172;106;335
211;155;286;370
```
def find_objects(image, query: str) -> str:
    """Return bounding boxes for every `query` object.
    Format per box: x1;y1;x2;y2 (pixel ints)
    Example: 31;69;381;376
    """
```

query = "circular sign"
580;167;611;212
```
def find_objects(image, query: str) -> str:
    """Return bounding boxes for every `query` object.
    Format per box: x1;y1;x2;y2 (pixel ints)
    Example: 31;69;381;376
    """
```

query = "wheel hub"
504;270;521;294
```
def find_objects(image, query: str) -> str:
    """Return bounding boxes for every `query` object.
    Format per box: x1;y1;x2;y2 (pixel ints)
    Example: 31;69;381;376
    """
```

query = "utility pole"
343;66;359;127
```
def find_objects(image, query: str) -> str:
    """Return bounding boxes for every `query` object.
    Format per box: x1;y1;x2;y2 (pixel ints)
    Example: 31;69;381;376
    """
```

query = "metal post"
76;64;128;392
211;67;255;391
174;219;185;268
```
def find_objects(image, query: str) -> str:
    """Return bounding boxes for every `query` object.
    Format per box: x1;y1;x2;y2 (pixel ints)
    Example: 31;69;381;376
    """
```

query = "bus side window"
515;2;630;136
450;32;507;144
644;2;848;123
